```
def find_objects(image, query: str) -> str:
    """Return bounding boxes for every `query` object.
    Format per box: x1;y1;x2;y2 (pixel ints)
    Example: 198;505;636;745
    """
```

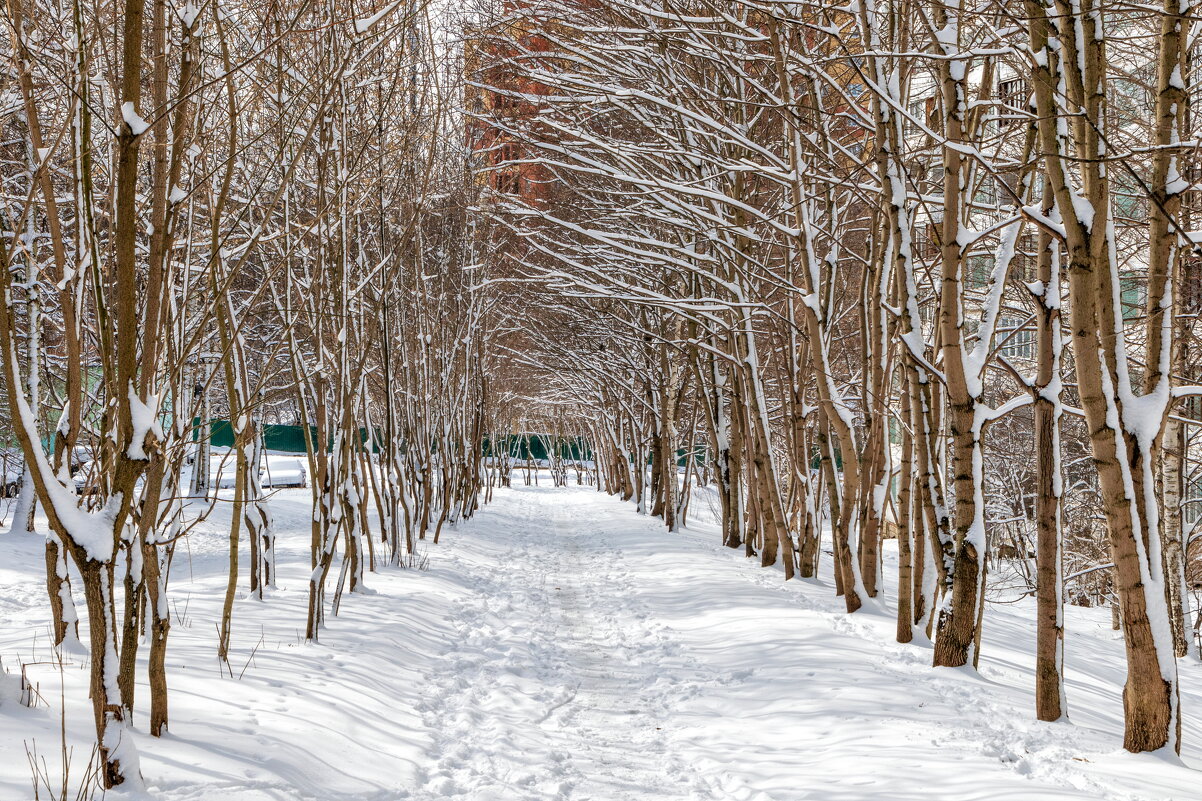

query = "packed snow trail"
410;484;1202;801
4;481;1202;800
417;489;711;799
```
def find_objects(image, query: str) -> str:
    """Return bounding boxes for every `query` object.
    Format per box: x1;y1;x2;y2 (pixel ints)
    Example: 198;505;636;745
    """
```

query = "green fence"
197;420;381;453
192;427;707;464
484;436;709;466
483;435;592;461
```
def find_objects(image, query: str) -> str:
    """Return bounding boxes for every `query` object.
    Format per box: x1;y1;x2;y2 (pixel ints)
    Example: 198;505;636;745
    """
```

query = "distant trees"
0;0;504;787
2;0;1200;781
472;0;1202;754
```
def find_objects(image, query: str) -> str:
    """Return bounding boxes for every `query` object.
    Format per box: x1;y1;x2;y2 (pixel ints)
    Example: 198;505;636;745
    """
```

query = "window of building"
994;78;1028;131
1120;274;1146;323
927;165;945;190
1016;233;1039;282
1183;394;1202;422
889;416;902;446
918;300;933;326
1111;170;1150;220
966;254;993;290
998;316;1034;359
1183;255;1202;314
498;142;521;164
998;78;1027;108
494;170;522;195
1185;476;1202;525
905;99;928;137
974;176;998;207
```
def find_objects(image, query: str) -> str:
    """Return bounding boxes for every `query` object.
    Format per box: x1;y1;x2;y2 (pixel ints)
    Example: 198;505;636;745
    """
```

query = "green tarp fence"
196;420;381;453
484;436;710;466
483;435;592;462
191;427;713;465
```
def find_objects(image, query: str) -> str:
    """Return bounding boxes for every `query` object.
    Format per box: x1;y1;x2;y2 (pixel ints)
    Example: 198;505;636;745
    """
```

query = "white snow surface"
2;481;1202;799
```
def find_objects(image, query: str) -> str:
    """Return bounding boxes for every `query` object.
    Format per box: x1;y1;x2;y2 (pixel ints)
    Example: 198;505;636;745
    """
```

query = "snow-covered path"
409;485;1202;801
412;485;1202;801
5;481;1202;800
417;489;707;799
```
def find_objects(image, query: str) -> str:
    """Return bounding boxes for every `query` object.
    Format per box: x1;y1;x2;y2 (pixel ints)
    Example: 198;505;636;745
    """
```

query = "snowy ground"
2;481;1202;799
